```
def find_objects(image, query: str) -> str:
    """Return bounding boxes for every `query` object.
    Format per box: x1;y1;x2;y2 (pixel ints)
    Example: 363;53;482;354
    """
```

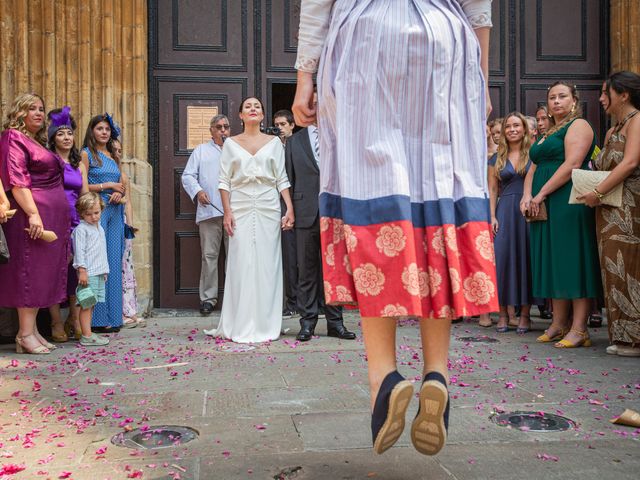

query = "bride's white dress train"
204;137;290;343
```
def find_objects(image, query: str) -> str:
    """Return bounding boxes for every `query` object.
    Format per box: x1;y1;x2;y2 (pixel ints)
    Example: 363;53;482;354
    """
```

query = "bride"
204;97;295;343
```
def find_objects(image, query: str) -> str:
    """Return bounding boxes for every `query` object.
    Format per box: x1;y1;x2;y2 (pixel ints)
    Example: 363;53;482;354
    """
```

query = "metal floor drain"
491;411;575;432
274;466;303;479
457;335;499;343
112;425;199;449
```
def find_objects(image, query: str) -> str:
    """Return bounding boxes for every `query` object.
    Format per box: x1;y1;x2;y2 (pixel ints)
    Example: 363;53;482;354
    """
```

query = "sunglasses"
213;124;230;130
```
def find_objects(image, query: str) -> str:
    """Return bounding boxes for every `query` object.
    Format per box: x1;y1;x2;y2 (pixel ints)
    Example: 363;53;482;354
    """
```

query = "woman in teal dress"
521;81;602;348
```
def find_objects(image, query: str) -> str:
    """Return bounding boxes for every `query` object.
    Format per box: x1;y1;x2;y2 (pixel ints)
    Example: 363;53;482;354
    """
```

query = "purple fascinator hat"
104;113;121;140
47;106;74;144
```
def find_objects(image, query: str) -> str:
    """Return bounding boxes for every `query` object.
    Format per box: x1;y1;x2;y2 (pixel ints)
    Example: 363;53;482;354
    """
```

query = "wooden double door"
149;0;609;307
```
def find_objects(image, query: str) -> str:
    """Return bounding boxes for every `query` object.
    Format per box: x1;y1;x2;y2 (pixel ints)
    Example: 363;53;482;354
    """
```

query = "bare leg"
507;305;518;326
496;306;509;329
16;307;44;350
49;304;66;339
478;313;492;327
419;317;451;381
67;296;81;333
518;304;531;329
361;316;397;411
548;299;570;336
79;307;94;338
560;298;590;344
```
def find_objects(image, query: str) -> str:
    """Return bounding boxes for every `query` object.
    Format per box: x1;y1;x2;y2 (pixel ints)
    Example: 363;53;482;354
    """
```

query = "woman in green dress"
521;81;603;348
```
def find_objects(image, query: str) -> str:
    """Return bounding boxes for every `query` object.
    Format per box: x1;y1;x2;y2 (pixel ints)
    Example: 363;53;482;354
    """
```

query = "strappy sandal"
15;334;50;354
554;329;592;348
122;317;138;329
536;327;568;343
495;315;510;333
516;315;531;335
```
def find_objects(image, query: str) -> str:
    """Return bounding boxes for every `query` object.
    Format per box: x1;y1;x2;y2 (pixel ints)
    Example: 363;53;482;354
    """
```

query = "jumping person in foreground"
292;0;496;455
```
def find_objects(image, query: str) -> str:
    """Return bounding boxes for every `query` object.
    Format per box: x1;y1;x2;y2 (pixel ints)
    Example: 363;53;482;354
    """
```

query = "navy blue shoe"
371;370;413;454
411;371;449;455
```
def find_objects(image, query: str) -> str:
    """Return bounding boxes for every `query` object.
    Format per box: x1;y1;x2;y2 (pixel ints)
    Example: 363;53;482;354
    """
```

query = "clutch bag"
569;169;623;207
525;202;547;222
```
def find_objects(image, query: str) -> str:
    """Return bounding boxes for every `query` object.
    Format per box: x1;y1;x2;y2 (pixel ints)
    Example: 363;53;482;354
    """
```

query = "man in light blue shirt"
181;114;229;315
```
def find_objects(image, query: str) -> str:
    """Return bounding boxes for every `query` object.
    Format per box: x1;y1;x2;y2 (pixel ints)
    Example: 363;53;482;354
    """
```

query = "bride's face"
240;97;264;126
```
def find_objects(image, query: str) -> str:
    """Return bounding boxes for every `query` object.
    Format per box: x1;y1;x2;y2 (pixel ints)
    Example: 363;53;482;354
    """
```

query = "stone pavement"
0;311;639;480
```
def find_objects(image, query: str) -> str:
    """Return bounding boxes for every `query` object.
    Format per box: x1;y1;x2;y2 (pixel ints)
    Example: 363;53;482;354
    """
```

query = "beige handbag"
569;169;623;207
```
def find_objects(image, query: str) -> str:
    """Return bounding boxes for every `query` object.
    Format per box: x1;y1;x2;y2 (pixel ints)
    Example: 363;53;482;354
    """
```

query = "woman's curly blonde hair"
2;93;47;146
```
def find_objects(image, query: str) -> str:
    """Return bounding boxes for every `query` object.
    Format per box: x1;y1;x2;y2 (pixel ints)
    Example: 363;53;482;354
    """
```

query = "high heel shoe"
38;338;57;350
15;335;50;354
536;327;568;343
411;371;450;456
371;370;413;454
555;329;592;348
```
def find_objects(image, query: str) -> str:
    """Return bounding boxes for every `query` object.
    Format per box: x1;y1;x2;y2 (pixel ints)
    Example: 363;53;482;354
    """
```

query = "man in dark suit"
285;124;356;342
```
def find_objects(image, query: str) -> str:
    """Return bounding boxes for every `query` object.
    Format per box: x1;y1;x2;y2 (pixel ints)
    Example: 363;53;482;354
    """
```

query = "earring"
571;104;576;114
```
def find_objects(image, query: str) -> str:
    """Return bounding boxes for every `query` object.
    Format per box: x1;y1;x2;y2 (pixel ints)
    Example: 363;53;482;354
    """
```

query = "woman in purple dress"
46;107;89;342
0;93;70;354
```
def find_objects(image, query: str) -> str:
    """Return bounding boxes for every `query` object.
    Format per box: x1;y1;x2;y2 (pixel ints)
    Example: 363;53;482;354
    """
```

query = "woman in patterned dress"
81;114;126;331
293;0;496;456
579;71;640;357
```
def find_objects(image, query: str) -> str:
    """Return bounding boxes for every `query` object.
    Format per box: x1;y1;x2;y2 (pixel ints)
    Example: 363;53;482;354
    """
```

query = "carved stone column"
611;0;640;72
0;0;152;314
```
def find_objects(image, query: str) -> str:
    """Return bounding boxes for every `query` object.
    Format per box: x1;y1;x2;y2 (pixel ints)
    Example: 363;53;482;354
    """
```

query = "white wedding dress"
204;136;291;343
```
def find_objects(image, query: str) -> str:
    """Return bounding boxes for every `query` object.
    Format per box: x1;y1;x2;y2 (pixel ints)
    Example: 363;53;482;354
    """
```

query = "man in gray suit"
285;124;356;342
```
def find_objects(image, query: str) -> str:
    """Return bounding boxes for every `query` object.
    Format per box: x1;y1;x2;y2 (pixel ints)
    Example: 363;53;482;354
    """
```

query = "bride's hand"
281;209;295;231
223;212;236;236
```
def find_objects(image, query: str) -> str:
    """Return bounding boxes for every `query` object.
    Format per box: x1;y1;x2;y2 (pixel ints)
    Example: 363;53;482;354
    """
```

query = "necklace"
614;109;639;134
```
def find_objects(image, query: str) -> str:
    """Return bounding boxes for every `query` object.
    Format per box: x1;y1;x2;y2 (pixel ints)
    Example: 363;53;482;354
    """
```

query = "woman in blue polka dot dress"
80;114;125;331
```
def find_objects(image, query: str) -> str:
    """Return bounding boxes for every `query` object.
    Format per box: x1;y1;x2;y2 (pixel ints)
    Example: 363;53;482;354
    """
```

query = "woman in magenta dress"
47;107;89;342
0;93;70;354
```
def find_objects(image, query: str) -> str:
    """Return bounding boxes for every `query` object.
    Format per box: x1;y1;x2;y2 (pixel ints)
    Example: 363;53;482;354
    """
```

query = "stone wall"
0;0;152;315
611;0;640;72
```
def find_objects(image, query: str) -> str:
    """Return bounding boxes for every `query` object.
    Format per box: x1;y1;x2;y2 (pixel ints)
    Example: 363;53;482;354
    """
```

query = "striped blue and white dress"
296;0;498;319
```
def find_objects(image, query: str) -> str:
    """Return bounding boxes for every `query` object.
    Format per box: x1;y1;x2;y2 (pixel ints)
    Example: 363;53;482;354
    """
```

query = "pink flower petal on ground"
59;471;73;479
536;453;559;462
0;463;26;475
95;446;108;455
222;451;231;459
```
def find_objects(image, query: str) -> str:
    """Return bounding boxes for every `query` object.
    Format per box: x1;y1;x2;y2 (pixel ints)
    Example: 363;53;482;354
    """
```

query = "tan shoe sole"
411;380;448;456
372;380;413;455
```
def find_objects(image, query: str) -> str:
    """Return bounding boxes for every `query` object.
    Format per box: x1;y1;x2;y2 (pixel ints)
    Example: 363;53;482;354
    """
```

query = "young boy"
72;192;110;346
